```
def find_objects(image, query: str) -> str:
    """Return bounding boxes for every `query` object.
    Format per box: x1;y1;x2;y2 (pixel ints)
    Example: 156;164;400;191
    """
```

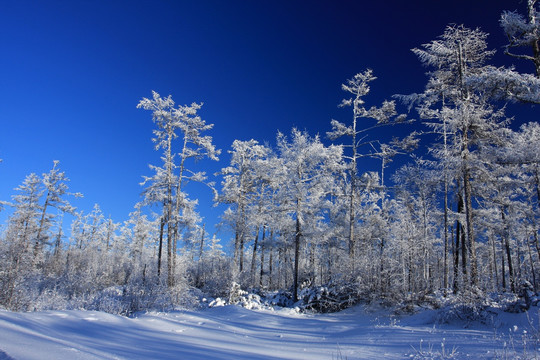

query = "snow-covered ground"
0;304;538;359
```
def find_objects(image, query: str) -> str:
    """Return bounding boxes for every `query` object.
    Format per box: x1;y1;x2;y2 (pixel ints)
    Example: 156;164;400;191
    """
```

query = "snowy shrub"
300;283;360;313
434;291;499;326
88;286;129;315
436;303;493;325
264;291;294;308
393;292;445;315
193;258;233;298
33;288;70;311
208;285;293;310
170;285;204;310
505;280;538;313
228;282;248;304
208;297;227;307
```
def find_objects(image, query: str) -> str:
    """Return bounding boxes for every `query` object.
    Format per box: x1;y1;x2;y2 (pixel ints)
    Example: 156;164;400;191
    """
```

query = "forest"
1;2;540;316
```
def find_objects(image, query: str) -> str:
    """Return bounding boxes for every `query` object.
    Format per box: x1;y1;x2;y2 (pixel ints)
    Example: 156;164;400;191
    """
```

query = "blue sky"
0;1;537;239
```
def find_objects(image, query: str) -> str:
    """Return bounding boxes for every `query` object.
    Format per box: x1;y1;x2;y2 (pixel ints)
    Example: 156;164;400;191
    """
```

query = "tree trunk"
527;0;540;78
501;208;516;293
452;222;459;294
443;181;449;292
527;237;537;292
167;204;174;288
463;166;477;287
534;231;540;273
157;217;164;278
501;239;507;291
196;224;205;286
293;210;301;303
34;194;51;260
504;236;516;293
251;226;260;286
166;127;174;288
456;192;467;290
490;232;499;292
259;228;265;288
269;239;274;289
348;107;358;260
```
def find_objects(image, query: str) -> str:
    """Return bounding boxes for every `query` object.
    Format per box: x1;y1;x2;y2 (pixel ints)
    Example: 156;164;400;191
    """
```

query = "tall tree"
138;91;220;287
217;139;271;273
33;161;80;261
327;70;408;260
275;129;343;302
412;25;510;289
8;174;43;248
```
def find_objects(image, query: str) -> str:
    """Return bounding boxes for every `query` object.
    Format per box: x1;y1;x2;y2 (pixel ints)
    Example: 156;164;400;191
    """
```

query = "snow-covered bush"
228;282;248;304
33;288;70;311
265;291;294;308
300;283;360;313
208;284;294;310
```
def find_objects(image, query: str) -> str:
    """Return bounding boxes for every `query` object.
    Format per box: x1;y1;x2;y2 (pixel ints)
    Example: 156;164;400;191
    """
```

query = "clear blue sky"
0;1;536;238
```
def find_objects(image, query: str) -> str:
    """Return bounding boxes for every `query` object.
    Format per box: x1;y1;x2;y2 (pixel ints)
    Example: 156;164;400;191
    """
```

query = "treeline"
1;3;539;313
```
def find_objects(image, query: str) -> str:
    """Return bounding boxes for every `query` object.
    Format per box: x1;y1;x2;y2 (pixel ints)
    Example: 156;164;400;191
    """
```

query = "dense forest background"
1;2;540;315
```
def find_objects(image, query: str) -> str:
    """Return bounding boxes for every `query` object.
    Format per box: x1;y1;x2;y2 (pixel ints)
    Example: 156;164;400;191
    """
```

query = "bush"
300;283;360;313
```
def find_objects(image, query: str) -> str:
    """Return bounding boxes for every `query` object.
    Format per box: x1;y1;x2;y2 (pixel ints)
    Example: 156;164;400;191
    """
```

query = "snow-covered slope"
0;305;538;359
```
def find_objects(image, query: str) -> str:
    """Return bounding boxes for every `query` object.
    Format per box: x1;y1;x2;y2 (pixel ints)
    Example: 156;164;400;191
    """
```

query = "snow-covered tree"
217;139;271;273
327;70;410;260
7;174;43;248
33;161;80;261
412;25;511;290
275;129;343;301
138;91;220;287
0;174;43;309
501;0;540;77
392;158;441;294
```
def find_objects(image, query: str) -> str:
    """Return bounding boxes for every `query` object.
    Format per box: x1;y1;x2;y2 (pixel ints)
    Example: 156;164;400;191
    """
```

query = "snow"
0;304;538;359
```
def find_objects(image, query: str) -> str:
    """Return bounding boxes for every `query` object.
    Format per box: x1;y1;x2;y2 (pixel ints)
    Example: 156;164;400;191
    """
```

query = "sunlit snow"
1;304;539;359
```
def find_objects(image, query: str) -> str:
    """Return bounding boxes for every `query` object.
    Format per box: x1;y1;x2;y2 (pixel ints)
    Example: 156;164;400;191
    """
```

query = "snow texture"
0;304;539;359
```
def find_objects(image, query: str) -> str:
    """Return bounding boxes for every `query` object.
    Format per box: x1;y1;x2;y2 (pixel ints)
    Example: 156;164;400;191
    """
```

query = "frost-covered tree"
195;235;232;296
491;122;540;291
501;0;540;77
327;70;409;260
85;204;106;250
453;2;540;104
138;91;220;287
132;205;156;258
392;158;441;293
275;129;343;301
412;25;511;289
33;161;80;261
217;139;271;273
7;174;43;247
0;174;43;308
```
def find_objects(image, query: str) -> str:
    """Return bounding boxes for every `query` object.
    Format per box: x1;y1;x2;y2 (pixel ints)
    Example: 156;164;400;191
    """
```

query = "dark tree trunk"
158;217;164;278
251;226;260;286
490;233;499;292
259;226;266;288
501;208;516;293
501;244;507;291
293;214;301;303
